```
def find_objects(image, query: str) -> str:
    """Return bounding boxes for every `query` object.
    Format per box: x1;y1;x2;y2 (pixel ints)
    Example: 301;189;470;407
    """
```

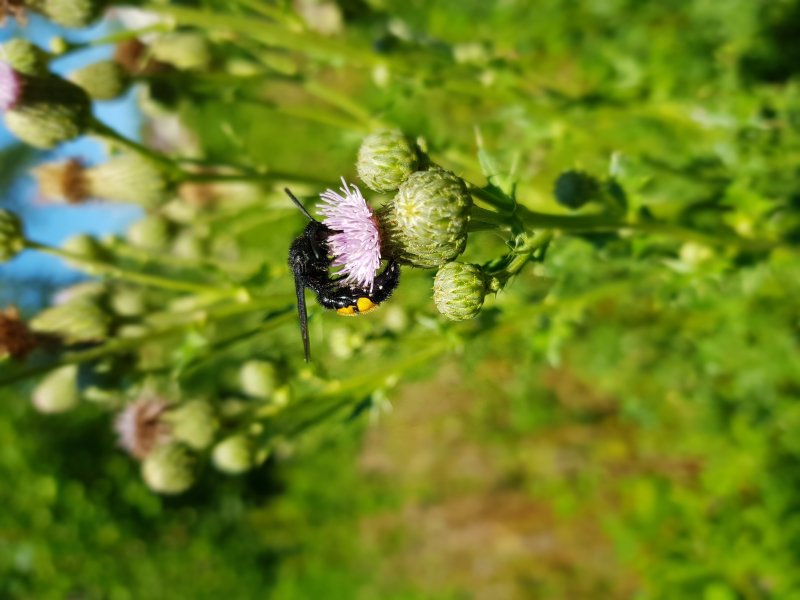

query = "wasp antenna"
284;188;317;222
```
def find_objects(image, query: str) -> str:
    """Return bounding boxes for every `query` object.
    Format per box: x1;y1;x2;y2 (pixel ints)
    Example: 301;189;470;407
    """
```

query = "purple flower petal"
0;62;23;111
319;178;381;291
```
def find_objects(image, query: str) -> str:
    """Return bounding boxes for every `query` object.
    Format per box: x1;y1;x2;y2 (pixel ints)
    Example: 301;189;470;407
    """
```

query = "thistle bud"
38;0;107;28
171;230;207;260
127;215;172;251
150;33;211;71
212;435;257;475
109;286;147;317
433;262;489;321
357;129;419;193
0;209;25;262
141;443;195;495
68;60;129;101
164;400;218;451
4;75;91;149
1;39;49;76
386;168;472;268
30;297;110;343
553;170;601;210
239;360;278;400
86;154;170;208
32;365;79;414
62;234;110;273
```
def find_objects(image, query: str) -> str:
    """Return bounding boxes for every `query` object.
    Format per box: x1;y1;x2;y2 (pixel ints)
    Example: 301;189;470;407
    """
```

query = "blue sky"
1;13;143;291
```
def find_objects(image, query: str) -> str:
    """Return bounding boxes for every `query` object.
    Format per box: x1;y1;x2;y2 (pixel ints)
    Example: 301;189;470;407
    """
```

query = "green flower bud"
0;209;25;262
68;60;129;101
387;168;472;268
4;76;91;149
553;170;601;210
141;443;195;495
62;234;110;274
357;129;419;193
50;37;70;56
164;400;218;451
1;39;50;76
433;262;489;321
239;360;278;400
171;230;206;260
32;365;79;414
212;435;257;475
127;215;172;251
38;0;107;28
30;297;110;343
150;33;211;71
86;154;171;208
110;286;147;317
52;281;105;304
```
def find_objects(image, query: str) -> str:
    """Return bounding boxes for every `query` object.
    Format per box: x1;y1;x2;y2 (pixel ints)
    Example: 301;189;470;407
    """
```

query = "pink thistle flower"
114;397;171;460
0;62;23;111
319;177;382;291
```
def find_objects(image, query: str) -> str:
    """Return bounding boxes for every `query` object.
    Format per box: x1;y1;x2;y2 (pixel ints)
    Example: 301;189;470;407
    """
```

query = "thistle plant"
0;1;793;509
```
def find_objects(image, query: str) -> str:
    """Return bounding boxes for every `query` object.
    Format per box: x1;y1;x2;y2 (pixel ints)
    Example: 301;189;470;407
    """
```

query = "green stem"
232;0;304;27
303;79;376;128
0;296;293;386
514;206;776;251
268;98;369;132
103;237;256;278
467;183;517;213
89;119;179;175
89;23;173;46
143;4;382;68
178;170;332;187
26;241;229;295
470;206;514;229
270;339;450;439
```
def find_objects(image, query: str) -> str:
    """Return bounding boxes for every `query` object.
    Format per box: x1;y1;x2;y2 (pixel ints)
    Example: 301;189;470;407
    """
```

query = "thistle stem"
178;170;332;187
514;205;776;251
143;4;382;68
267;339;451;439
25;241;229;295
0;296;293;386
89;119;179;175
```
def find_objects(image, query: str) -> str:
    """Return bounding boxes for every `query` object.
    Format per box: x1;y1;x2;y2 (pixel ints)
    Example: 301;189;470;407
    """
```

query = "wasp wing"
294;275;312;362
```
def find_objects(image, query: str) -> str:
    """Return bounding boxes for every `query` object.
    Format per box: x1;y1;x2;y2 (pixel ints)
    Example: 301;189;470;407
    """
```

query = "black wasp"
285;188;400;362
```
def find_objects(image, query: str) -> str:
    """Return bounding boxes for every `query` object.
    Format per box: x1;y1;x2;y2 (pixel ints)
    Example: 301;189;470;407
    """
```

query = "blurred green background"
2;0;800;598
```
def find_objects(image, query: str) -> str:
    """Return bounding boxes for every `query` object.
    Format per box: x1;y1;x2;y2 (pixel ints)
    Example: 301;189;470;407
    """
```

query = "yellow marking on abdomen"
336;305;356;316
357;297;377;313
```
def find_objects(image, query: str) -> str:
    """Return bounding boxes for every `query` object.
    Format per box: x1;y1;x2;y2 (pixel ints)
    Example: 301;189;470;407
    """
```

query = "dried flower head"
319;178;382;291
0;0;27;25
0;61;24;111
34;158;89;204
114;396;171;460
0;306;41;359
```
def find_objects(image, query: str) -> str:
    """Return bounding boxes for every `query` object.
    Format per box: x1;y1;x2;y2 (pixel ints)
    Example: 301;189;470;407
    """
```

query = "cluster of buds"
111;391;271;494
113;395;221;494
355;130;493;320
